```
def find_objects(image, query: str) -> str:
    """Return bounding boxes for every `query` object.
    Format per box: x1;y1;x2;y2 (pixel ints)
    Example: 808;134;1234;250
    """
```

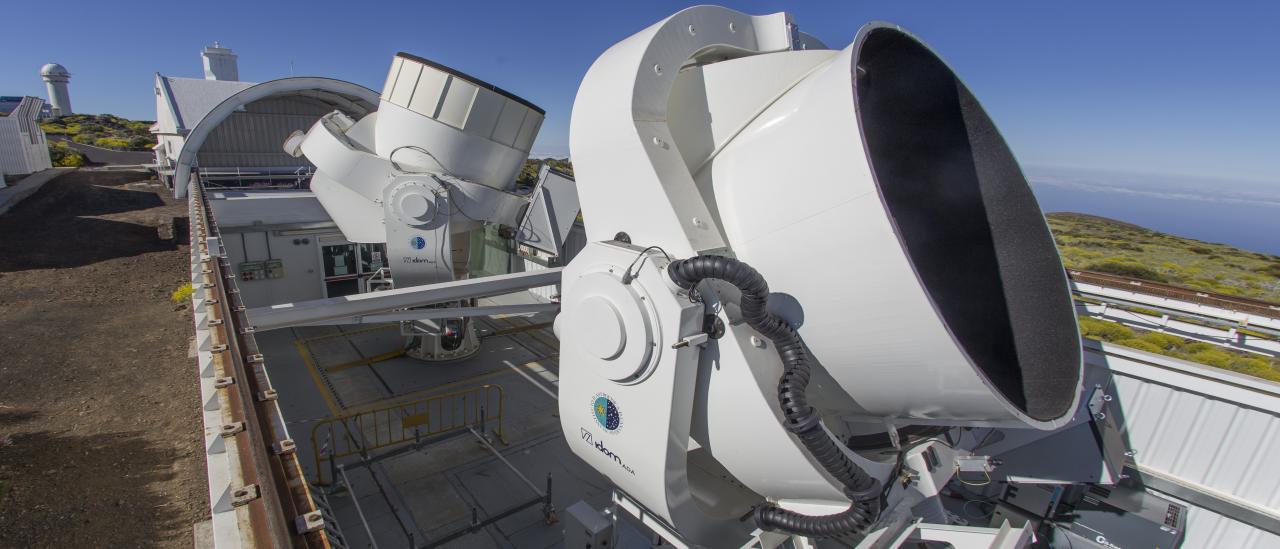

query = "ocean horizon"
1026;166;1280;256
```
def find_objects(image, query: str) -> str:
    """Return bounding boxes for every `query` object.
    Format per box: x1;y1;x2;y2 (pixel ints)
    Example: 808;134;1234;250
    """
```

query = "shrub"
1078;317;1134;342
94;137;132;149
1189;246;1214;255
170;283;194;303
1140;332;1185;352
128;136;156;150
1084;259;1168;282
1224;358;1280;383
1184;342;1214;354
1190;348;1233;368
1115;338;1163;354
47;141;84;167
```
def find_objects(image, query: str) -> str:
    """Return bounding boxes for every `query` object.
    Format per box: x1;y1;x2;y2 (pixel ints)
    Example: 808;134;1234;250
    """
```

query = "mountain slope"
1047;212;1280;303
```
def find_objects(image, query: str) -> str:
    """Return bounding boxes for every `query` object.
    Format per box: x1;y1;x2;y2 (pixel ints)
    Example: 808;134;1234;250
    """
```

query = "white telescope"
287;53;570;360
557;6;1082;543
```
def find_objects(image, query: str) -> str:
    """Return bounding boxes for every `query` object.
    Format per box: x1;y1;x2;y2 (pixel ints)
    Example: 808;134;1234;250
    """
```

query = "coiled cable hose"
666;255;882;538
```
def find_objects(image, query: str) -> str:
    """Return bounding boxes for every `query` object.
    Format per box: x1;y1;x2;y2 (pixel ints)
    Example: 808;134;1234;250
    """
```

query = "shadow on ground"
0;410;193;549
0;170;178;272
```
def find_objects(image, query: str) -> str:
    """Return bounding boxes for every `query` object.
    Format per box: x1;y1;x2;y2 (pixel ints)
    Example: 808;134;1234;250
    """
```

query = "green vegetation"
516;158;574;187
1048;212;1280;302
47;141;85;167
170;282;194;304
41;114;155;151
1078;316;1280;382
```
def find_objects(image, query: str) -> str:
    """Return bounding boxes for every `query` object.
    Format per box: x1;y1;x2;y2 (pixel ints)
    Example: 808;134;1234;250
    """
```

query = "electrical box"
264;259;285;279
238;261;265;281
238;260;284;281
563;501;613;548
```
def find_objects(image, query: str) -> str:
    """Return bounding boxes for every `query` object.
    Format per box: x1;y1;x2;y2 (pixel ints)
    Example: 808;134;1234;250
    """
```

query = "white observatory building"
40;63;72;117
202;42;239;81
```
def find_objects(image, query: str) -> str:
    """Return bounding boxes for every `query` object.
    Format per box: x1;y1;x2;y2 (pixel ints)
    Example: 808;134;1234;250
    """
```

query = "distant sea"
1025;166;1280;256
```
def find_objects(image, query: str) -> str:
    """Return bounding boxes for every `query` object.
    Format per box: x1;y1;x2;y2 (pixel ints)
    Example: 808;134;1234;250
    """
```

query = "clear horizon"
2;1;1277;186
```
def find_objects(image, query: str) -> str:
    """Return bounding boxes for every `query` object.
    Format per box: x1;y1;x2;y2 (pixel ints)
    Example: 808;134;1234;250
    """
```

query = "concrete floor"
254;292;613;548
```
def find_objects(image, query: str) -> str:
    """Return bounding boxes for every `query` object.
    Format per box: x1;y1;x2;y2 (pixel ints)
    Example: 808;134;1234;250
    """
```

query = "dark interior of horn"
854;27;1081;421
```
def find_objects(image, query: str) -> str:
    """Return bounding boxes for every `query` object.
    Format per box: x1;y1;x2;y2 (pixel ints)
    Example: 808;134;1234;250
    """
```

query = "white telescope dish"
285;51;545;248
558;6;1084;541
287;52;560;361
568;10;1081;429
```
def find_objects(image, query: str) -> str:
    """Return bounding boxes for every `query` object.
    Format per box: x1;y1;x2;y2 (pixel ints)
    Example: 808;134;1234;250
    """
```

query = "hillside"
40;114;156;151
1047;212;1280;302
517;157;574;187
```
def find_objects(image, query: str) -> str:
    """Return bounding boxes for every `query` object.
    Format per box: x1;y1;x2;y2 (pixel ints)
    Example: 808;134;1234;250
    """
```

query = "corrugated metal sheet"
197;97;331;169
1091;342;1280;547
0;97;51;175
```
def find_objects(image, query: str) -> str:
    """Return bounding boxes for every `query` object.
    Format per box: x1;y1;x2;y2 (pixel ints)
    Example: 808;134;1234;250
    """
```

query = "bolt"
750;336;767;349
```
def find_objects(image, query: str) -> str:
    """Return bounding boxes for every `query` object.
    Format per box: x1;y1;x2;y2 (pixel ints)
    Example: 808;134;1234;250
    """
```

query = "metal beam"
1134;465;1280;536
246;268;562;331
297;303;560;327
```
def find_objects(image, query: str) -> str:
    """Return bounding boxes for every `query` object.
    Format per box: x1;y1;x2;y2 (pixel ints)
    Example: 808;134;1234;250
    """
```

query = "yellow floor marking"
343;358;555;415
323;348;407;373
293;339;341;416
298;323;399;344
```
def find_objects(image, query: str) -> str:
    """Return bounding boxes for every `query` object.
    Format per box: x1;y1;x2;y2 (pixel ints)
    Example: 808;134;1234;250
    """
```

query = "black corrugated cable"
666;255;882;539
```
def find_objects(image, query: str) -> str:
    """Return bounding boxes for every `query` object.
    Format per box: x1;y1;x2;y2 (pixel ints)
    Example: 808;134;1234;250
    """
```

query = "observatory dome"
40;63;69;77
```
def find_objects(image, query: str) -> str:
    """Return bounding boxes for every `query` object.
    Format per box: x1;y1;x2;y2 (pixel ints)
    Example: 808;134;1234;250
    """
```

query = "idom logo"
580;428;634;475
592;393;622;432
409;236;427;250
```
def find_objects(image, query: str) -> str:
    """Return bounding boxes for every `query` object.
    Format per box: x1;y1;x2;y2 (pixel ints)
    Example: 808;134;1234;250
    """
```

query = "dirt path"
0;170;206;548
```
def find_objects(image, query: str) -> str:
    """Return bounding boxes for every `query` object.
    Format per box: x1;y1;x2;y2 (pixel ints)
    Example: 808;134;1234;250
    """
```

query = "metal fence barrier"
311;384;504;485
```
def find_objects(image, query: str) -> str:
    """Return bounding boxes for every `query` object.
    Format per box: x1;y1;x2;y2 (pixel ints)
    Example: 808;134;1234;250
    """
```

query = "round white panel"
563;272;656;382
398;192;435;221
569;296;626;360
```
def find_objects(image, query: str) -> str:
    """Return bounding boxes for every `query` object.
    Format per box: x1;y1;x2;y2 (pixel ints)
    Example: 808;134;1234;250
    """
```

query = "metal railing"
1068;269;1280;319
190;180;331;548
311;385;505;485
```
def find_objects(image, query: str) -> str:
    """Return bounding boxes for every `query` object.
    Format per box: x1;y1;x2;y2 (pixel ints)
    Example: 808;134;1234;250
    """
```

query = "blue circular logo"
409;236;426;250
592;393;622;432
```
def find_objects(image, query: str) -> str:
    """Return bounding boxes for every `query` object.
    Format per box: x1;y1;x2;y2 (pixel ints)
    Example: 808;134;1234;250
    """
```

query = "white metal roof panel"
208;190;333;228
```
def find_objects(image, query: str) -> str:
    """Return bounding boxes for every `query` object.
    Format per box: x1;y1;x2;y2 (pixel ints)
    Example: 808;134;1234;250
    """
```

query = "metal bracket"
220;422;246;438
213;377;235;389
955;455;995;474
1088;384;1113;421
294;511;324;534
257;389;278;401
231;484;260;507
273;439;297;455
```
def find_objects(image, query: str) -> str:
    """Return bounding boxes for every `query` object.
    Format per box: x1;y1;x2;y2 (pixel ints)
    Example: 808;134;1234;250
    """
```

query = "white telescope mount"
286;52;573;361
559;5;1082;548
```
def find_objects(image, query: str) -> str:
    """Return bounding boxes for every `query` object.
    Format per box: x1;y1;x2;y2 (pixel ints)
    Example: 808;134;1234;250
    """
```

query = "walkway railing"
311;385;505;485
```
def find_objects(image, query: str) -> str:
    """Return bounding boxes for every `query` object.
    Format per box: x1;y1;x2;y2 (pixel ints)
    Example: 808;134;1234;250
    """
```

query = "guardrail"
1067;269;1280;320
310;385;505;486
190;180;333;548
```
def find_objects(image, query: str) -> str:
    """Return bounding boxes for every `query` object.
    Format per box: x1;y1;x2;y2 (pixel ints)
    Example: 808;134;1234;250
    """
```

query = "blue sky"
2;1;1277;184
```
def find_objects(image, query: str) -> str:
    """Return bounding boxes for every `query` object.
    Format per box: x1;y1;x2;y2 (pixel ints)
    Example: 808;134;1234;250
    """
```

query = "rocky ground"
0;169;206;548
